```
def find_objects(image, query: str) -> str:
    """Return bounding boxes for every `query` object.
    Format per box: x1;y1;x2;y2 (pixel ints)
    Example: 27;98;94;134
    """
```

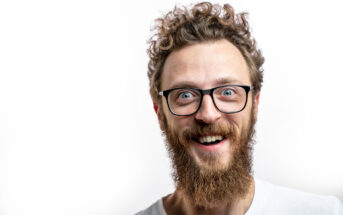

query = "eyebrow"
214;77;243;86
167;77;244;90
168;81;200;89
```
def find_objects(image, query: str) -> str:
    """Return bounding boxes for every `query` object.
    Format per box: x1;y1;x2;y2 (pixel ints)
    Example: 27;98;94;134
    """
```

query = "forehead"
161;39;251;90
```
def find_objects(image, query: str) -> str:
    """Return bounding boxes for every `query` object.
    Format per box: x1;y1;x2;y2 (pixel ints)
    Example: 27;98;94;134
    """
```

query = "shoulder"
135;199;166;215
246;178;343;215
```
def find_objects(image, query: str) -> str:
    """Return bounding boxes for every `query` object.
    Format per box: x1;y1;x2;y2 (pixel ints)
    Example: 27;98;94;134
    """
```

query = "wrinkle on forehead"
167;78;246;90
161;40;250;90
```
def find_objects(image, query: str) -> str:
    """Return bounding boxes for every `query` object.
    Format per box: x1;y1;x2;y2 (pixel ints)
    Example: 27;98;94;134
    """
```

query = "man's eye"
221;89;234;96
179;92;193;99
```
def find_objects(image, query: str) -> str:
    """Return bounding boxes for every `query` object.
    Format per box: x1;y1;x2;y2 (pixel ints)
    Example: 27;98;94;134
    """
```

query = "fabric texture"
136;178;343;215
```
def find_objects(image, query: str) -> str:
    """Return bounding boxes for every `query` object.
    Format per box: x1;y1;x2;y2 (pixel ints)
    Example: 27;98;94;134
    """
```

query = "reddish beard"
161;109;256;210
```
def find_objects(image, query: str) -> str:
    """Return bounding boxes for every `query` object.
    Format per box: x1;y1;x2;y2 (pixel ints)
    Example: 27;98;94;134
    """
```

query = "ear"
253;92;260;117
153;101;159;114
153;101;166;131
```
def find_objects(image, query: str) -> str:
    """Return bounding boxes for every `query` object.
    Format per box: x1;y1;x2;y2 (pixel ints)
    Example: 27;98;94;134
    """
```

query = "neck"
163;178;255;215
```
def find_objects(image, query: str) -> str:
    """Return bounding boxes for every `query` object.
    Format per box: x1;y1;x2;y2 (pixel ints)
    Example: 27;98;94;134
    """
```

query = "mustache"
180;122;239;143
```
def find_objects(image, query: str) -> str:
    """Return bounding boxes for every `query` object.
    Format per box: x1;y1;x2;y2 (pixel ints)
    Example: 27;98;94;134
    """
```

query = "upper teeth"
199;135;223;143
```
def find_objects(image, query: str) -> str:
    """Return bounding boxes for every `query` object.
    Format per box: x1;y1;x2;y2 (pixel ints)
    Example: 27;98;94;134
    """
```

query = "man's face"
156;39;259;208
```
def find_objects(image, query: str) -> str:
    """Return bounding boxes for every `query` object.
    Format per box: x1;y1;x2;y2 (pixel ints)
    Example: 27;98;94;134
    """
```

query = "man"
137;2;343;215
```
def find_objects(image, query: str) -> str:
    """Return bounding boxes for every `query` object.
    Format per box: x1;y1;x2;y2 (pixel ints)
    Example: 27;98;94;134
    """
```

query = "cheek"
161;102;189;131
168;116;194;133
224;108;252;130
223;114;242;128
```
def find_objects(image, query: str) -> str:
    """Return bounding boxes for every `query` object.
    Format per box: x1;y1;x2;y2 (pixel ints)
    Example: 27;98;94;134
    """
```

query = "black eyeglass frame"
159;84;253;116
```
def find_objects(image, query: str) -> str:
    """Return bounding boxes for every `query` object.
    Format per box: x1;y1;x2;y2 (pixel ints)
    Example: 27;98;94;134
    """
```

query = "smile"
191;135;227;152
197;135;224;145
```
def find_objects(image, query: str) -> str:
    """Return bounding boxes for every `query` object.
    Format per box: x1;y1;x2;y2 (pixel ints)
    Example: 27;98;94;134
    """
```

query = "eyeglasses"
159;85;253;116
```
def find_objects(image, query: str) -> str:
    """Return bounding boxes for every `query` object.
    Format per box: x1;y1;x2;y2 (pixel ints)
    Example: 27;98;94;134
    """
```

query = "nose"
194;94;221;124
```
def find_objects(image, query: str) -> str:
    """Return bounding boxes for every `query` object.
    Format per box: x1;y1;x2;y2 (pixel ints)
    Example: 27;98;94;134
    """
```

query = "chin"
190;151;232;173
188;141;233;172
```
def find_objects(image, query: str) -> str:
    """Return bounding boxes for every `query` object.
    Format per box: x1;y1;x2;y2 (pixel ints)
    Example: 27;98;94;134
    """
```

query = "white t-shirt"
136;178;343;215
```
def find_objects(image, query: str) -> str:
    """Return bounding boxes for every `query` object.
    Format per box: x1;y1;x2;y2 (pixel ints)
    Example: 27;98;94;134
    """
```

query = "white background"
0;0;342;214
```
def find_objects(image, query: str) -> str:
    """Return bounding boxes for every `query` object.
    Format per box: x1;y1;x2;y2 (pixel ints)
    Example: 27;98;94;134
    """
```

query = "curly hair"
147;2;264;103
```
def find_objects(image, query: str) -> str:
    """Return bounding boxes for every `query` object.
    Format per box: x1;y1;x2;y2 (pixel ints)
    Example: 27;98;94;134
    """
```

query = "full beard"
161;110;256;210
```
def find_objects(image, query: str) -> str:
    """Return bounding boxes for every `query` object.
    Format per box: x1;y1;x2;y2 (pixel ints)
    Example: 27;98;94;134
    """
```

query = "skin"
154;39;260;214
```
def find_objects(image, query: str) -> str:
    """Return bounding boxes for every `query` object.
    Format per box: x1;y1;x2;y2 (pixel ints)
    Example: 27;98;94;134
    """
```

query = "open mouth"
193;135;224;146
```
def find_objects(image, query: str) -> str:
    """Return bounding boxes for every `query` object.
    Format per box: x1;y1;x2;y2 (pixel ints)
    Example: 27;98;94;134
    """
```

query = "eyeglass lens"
167;86;247;115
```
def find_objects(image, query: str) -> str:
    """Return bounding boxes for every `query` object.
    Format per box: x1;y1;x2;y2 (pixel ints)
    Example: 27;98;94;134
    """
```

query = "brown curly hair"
148;2;264;103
